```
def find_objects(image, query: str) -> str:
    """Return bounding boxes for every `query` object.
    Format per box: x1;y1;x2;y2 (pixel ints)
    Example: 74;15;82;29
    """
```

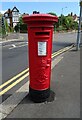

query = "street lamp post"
76;1;82;50
61;7;67;26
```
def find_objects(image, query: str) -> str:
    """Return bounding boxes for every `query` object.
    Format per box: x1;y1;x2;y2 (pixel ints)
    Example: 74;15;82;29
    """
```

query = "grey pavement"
6;47;80;118
0;33;27;42
53;31;77;44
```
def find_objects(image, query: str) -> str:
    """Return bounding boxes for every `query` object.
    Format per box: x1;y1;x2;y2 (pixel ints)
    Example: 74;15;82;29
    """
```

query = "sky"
0;2;80;16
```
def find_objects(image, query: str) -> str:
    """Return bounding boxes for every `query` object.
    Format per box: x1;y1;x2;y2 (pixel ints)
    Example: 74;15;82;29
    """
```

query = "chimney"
71;12;73;16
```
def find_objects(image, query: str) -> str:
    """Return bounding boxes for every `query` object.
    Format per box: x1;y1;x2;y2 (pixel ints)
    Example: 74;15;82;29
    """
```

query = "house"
12;7;19;27
73;14;79;23
4;9;12;27
4;6;20;28
68;12;79;23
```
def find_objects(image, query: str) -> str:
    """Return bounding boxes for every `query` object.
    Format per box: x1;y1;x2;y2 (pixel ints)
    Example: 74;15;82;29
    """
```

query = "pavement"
2;46;80;119
0;33;27;42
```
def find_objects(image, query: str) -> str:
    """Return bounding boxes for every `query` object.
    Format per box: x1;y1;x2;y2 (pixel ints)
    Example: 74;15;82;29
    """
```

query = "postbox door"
28;27;53;90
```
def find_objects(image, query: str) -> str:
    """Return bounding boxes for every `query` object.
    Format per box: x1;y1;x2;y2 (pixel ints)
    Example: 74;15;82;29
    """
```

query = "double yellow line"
0;68;29;96
0;45;74;96
52;44;74;58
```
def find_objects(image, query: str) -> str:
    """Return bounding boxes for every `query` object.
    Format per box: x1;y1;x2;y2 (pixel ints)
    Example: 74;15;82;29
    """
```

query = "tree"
19;16;24;24
1;17;6;37
14;16;27;33
59;15;66;26
56;14;79;32
14;24;19;33
0;13;2;36
71;21;78;30
65;16;74;30
0;12;3;18
4;19;9;33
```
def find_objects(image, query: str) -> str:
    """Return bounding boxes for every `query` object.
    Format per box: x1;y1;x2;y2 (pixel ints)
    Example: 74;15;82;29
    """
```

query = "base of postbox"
29;86;50;103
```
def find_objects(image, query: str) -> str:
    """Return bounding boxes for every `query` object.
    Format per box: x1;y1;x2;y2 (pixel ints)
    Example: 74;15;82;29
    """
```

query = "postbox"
23;12;58;102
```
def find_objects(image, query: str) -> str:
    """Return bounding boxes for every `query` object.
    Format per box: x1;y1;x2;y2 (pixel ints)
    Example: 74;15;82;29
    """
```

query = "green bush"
14;24;19;33
72;21;78;30
2;27;6;38
56;26;66;31
20;24;27;33
9;26;14;32
14;23;27;33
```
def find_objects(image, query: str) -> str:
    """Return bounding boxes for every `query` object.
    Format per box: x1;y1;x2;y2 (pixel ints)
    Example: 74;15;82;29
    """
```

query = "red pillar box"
23;13;58;102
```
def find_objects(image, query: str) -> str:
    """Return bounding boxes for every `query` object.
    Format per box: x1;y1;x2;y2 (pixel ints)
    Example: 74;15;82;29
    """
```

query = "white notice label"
38;42;47;56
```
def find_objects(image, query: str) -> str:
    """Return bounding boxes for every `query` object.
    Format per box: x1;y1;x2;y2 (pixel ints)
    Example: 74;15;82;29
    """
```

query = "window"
12;12;15;16
5;13;8;17
16;12;18;15
13;17;19;22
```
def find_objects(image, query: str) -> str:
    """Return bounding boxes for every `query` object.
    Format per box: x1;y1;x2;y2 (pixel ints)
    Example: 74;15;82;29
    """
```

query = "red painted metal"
23;14;58;90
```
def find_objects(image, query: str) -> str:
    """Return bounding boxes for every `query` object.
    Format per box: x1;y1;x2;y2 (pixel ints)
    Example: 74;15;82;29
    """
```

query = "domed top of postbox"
23;14;58;26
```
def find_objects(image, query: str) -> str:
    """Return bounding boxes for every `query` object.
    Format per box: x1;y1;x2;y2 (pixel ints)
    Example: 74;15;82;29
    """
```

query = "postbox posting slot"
35;32;50;36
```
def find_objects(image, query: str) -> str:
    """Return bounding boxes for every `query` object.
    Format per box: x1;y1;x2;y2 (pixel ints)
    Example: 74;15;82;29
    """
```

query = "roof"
4;9;12;14
12;6;19;12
